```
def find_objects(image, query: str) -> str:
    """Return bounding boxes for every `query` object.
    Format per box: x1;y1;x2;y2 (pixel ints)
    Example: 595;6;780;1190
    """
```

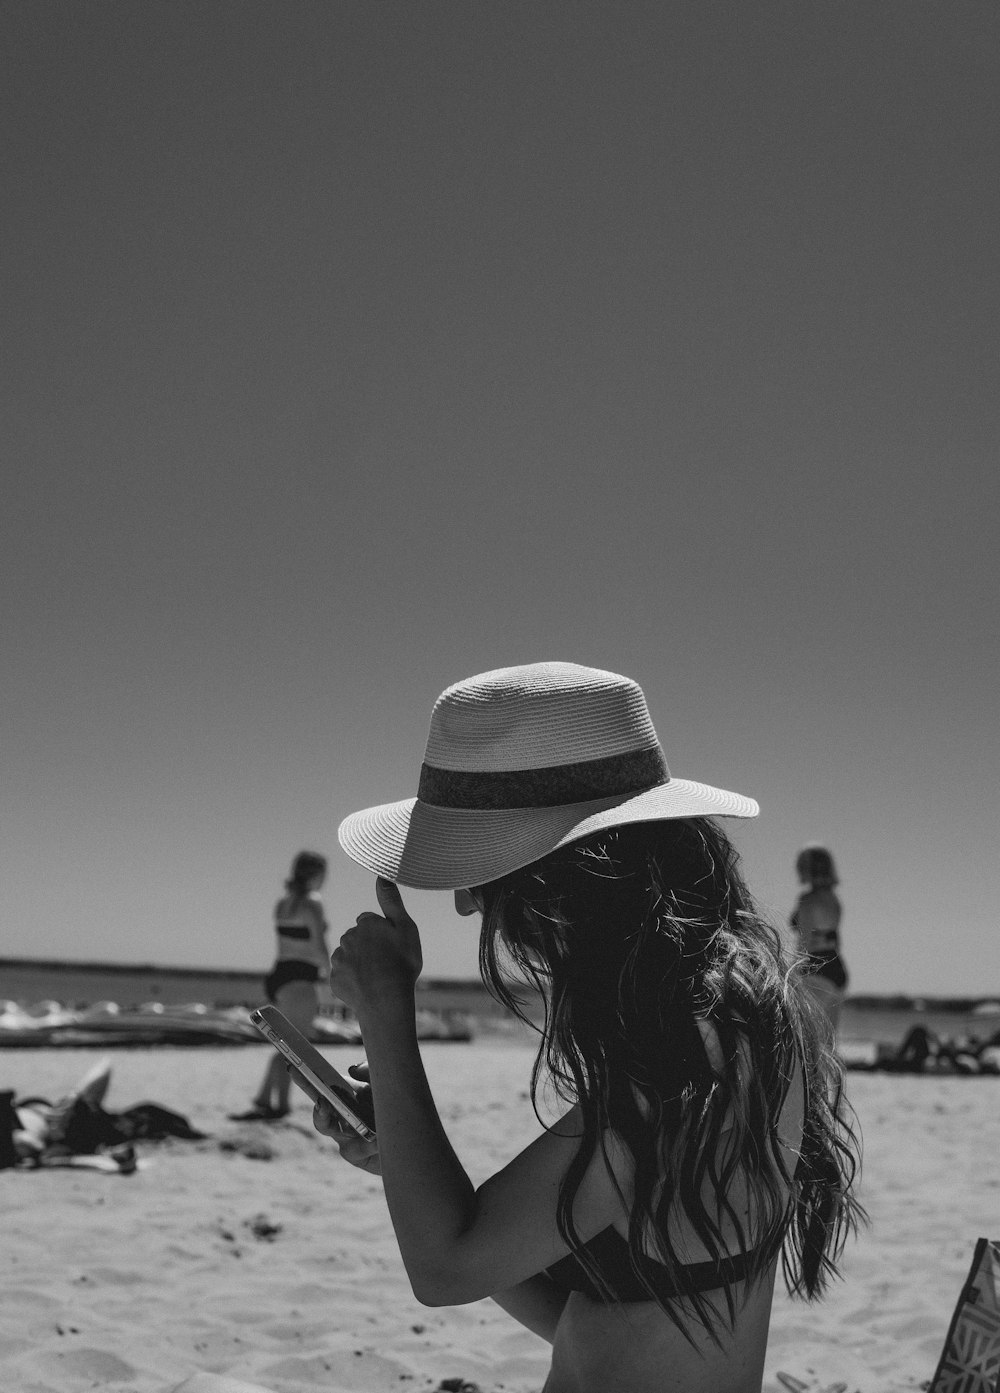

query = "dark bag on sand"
44;1095;122;1154
928;1237;1000;1393
112;1103;206;1142
45;1097;206;1154
0;1091;20;1169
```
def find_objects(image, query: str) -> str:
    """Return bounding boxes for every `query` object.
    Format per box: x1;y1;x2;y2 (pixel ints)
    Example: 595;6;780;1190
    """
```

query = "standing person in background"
790;845;848;1036
230;851;330;1121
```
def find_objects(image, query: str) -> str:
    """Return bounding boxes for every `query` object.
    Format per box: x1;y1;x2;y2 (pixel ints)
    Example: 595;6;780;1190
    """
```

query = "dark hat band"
417;746;669;811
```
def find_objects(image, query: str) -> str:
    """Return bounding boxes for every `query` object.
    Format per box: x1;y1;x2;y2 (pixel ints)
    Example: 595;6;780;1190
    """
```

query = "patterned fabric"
929;1238;1000;1393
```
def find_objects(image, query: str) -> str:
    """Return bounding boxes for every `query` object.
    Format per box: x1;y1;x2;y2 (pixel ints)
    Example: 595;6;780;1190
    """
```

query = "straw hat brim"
338;779;759;890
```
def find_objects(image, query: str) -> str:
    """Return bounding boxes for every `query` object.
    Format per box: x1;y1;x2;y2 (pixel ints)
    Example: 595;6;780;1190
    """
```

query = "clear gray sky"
3;2;998;994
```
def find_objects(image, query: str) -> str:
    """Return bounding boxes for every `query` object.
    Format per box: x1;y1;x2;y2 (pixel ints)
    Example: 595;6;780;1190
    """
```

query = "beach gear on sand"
0;1090;20;1168
839;1027;1000;1075
6;1058;206;1170
338;661;758;889
928;1237;1000;1393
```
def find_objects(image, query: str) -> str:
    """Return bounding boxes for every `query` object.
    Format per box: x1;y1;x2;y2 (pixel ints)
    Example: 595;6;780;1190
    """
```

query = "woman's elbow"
412;1282;455;1308
408;1263;488;1308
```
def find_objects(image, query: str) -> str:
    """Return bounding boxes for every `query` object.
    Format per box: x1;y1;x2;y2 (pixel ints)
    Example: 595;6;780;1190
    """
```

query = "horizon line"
0;956;996;1006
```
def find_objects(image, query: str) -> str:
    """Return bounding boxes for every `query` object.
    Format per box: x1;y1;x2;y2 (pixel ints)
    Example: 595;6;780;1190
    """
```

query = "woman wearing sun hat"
315;662;863;1393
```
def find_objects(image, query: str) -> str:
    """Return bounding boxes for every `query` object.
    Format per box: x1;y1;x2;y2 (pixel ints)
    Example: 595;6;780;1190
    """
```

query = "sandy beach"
1;1039;997;1393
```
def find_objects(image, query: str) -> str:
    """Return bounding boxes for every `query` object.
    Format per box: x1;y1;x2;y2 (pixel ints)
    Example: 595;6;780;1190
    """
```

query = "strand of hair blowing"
477;818;864;1345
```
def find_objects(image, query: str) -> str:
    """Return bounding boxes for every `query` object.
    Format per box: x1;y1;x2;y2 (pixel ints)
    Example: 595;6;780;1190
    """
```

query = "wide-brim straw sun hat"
338;661;759;890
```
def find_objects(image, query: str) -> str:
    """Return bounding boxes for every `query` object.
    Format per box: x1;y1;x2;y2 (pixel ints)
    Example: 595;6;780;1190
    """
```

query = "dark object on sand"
5;1058;207;1167
842;1025;1000;1075
0;1090;20;1169
42;1094;207;1154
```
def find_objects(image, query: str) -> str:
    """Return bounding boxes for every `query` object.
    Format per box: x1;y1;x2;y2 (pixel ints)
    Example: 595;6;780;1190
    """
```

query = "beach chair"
928;1238;1000;1393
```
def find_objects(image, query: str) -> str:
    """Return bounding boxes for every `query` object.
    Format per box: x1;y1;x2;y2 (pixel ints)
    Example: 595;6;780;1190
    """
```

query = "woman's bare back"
543;1029;804;1393
546;1270;776;1393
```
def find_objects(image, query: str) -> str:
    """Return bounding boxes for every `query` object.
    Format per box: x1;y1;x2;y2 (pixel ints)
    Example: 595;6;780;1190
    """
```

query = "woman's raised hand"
329;878;423;1013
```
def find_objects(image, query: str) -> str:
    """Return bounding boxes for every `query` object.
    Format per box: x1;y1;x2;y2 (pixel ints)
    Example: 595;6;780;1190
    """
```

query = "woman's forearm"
356;991;477;1299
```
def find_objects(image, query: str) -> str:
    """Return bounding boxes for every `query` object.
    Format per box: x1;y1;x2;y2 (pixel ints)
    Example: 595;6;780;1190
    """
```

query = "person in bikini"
230;850;330;1121
312;663;863;1393
790;845;848;1037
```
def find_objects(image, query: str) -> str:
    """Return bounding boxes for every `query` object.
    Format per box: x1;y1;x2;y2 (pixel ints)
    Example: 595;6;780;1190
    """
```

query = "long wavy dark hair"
475;818;864;1343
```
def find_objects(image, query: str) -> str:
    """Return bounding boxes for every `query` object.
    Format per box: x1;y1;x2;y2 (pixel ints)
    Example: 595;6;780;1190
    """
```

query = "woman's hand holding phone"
312;1062;382;1175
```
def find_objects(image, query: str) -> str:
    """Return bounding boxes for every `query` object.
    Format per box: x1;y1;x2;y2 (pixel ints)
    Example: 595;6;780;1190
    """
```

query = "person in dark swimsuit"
306;663;864;1391
790;845;849;1036
229;851;330;1121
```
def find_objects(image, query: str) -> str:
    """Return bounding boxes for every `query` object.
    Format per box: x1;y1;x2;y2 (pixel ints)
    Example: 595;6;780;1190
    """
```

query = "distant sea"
2;958;998;1048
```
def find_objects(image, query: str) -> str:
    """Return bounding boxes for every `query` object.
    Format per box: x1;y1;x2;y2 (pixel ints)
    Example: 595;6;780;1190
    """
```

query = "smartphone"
249;1005;376;1140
